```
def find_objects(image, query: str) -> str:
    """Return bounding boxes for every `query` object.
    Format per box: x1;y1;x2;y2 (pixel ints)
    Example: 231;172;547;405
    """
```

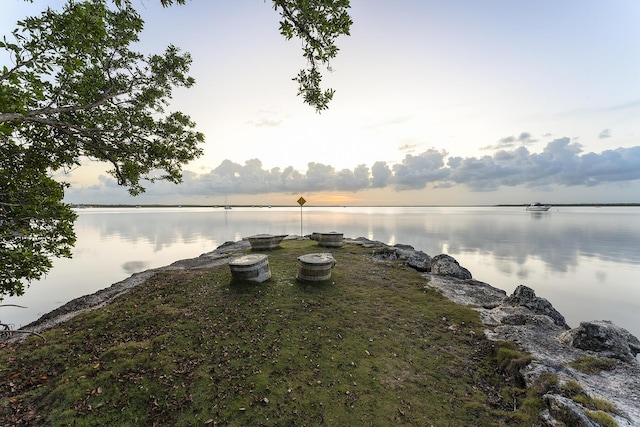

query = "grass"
586;410;619;427
1;239;545;426
558;379;620;426
568;355;616;375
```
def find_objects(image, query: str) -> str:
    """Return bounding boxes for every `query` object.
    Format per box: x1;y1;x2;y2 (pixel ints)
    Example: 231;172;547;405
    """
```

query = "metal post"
297;196;306;238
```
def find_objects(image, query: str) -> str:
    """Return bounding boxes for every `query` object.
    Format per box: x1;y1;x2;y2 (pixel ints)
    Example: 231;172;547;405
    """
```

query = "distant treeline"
71;203;640;208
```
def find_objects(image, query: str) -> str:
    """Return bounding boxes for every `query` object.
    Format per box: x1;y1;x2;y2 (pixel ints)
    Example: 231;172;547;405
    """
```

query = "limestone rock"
430;254;472;280
369;245;432;272
404;250;431;272
349;237;386;248
370;246;402;261
559;320;640;363
392;243;415;250
502;285;569;329
543;394;599;427
422;260;640;425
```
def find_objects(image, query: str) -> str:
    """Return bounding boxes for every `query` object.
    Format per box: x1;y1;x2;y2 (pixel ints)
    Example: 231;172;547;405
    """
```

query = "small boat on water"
526;202;551;212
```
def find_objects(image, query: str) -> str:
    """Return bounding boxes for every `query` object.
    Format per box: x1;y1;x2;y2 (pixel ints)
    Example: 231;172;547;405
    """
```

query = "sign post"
297;196;306;237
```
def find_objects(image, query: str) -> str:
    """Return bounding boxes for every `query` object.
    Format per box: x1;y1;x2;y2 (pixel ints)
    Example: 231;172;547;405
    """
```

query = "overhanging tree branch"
272;0;352;112
1;0;203;297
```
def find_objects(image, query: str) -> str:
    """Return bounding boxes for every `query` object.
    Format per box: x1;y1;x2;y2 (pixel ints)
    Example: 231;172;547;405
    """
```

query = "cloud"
336;164;370;191
391;149;450;190
517;132;537;143
482;131;538;150
598;129;611;139
251;117;283;127
448;138;583;190
249;111;284;127
305;162;337;191
398;143;418;152
370;161;392;188
64;138;640;203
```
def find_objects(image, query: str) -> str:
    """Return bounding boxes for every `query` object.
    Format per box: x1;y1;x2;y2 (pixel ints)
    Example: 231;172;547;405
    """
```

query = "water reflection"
3;207;639;339
122;261;150;275
529;212;546;219
75;207;640;290
76;207;640;281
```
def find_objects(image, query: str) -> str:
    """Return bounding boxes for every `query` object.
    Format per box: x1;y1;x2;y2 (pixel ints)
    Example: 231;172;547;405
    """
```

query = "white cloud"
599;129;611;139
64;138;640;205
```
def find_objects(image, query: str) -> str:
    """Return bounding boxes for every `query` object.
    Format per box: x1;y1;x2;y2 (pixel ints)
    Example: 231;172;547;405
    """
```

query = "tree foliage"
0;146;77;297
273;0;352;112
0;0;352;299
0;0;204;298
160;0;353;112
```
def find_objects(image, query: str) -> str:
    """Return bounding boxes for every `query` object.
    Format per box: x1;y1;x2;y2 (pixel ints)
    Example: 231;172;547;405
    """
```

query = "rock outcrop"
403;249;431;272
542;394;601;427
421;268;640;427
368;243;432;272
502;285;570;329
430;254;472;279
366;241;471;279
559;320;640;363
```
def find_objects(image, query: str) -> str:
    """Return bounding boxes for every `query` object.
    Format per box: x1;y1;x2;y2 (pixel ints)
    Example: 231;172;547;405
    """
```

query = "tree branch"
0;85;128;124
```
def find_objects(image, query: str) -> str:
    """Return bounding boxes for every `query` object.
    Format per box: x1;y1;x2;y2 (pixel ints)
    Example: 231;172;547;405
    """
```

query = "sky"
4;0;640;206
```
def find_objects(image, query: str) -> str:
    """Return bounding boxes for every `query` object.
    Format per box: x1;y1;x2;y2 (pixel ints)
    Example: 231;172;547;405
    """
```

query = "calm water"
3;206;639;340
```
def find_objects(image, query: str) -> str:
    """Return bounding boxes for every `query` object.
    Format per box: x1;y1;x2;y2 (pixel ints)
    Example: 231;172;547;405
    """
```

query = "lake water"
3;206;639;340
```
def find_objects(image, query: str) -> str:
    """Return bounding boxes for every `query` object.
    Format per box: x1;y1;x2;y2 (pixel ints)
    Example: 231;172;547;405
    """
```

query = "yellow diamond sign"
297;197;306;206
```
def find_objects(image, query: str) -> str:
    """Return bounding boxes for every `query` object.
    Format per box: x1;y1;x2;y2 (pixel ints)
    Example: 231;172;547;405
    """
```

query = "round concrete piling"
247;234;288;250
296;253;336;282
317;232;343;248
229;254;271;282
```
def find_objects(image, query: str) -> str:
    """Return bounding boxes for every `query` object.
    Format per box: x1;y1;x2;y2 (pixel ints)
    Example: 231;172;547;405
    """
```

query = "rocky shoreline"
367;238;640;426
6;236;640;426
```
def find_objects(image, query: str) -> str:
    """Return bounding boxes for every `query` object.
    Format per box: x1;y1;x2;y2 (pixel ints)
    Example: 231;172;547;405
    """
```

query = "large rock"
404;249;431;272
369;245;432;272
559;320;640;363
543;394;600;427
502;285;569;329
430;254;472;279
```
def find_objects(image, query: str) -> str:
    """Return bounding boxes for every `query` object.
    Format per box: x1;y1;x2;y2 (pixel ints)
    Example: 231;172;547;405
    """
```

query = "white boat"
526;202;551;212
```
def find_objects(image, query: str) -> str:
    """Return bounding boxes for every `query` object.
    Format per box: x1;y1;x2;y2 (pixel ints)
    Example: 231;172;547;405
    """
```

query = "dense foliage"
0;0;204;297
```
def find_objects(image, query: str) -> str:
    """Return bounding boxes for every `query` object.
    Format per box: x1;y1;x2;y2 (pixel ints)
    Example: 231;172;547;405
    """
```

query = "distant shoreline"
69;203;640;208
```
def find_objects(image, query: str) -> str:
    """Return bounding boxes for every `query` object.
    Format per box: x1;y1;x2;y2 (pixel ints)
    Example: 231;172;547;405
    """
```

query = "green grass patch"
586;410;619;427
559;378;620;419
561;379;585;396
1;240;545;425
495;341;533;387
568;355;616;375
573;395;619;414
